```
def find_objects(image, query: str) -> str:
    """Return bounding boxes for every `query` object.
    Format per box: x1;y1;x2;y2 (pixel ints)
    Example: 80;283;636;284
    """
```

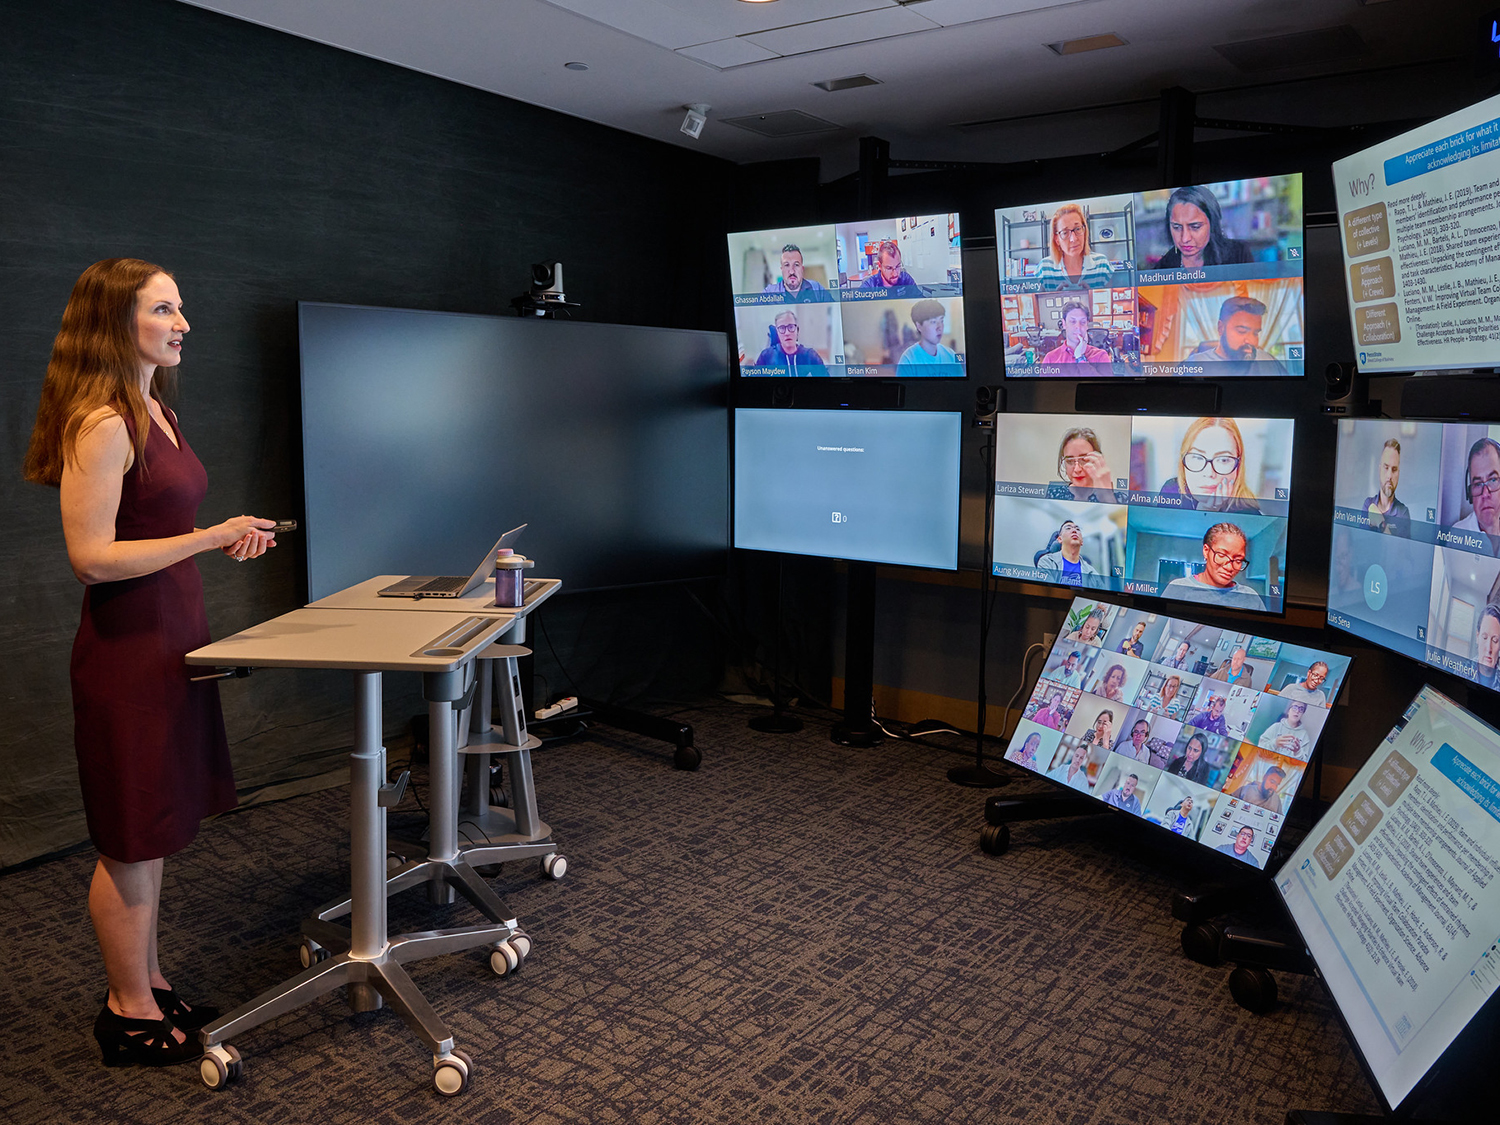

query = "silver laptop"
377;524;526;598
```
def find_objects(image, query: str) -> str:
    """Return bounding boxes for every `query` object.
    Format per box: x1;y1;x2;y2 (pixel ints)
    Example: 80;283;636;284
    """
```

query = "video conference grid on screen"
995;175;1305;378
1328;417;1500;695
733;408;962;570
1333;91;1500;375
728;214;965;379
1277;685;1500;1112
991;413;1294;615
1012;597;1349;869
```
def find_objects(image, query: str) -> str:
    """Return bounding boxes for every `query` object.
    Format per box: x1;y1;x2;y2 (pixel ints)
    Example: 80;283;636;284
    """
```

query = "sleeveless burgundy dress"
70;408;236;863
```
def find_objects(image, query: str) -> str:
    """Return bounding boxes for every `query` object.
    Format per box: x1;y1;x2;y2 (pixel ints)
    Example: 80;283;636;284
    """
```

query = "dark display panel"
1329;417;1500;693
1013;597;1349;867
992;413;1295;614
734;408;962;570
728;215;965;378
995;176;1304;378
299;303;729;600
1277;684;1500;1113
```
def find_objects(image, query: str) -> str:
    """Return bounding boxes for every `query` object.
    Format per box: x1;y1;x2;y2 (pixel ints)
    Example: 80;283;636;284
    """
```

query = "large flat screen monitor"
1333;92;1500;375
991;413;1295;614
995;176;1304;378
1012;596;1350;868
734;408;962;569
728;214;966;379
1328;417;1500;693
299;303;729;600
1276;684;1500;1113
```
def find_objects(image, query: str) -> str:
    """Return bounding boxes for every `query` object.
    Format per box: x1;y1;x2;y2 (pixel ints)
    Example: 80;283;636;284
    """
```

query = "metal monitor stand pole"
831;561;879;747
750;557;803;734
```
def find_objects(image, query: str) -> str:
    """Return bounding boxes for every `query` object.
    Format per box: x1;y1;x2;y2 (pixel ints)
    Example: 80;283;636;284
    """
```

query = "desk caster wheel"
1181;921;1226;966
1229;966;1278;1014
979;823;1010;856
299;938;329;969
673;745;701;771
541;853;567;880
200;1044;242;1090
490;931;530;976
433;1047;472;1096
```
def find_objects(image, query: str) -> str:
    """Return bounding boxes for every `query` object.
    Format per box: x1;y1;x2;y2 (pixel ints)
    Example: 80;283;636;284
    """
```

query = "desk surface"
187;608;516;672
306;576;561;617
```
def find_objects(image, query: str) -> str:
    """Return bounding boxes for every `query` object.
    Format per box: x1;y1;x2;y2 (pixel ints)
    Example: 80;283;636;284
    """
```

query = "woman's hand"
211;516;277;561
1080;451;1112;489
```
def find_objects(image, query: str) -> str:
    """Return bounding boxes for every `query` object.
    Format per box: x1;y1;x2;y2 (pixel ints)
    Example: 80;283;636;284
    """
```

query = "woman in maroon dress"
24;259;277;1066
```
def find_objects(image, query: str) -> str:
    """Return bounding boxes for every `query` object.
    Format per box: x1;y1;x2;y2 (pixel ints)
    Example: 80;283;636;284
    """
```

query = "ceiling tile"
720;109;843;137
544;0;893;51
677;37;781;69
543;0;725;51
906;0;1085;28
744;5;939;57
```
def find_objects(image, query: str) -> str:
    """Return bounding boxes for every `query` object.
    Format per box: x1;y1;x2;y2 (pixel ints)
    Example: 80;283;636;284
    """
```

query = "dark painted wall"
0;0;733;865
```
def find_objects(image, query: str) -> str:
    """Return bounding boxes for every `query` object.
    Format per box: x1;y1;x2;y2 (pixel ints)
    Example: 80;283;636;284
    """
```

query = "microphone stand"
950;425;1008;787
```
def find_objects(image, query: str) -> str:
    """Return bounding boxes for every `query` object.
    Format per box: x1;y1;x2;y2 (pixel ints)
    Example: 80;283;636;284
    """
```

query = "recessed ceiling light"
1046;33;1128;55
564;61;590;71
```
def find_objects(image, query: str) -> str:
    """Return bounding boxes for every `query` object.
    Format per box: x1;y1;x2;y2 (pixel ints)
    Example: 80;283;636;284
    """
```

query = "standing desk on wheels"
304;577;565;904
185;607;521;1095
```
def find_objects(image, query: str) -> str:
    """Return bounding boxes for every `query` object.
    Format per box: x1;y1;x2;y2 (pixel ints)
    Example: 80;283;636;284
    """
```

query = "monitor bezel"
1007;595;1348;871
1271;683;1500;1118
988;411;1298;618
994;174;1307;381
731;406;965;571
727;213;971;382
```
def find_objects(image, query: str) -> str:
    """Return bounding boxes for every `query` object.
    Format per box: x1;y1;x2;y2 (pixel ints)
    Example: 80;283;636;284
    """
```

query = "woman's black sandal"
94;1006;203;1067
152;987;220;1031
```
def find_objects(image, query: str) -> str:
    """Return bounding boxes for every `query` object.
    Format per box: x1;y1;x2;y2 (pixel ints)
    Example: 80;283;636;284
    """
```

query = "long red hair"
23;258;176;486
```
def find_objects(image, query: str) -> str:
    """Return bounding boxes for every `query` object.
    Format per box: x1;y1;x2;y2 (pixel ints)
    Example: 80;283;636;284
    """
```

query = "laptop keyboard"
417;575;469;594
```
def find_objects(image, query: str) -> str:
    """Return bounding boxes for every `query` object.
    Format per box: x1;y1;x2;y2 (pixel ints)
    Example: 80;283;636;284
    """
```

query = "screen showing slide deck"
1277;685;1500;1112
728;214;965;378
1012;596;1349;869
1333;91;1500;375
1328;417;1500;695
995;175;1304;378
991;413;1294;615
734;408;962;569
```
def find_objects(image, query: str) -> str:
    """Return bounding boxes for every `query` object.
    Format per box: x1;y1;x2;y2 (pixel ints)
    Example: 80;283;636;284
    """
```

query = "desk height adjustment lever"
190;666;253;683
378;769;410;808
454;677;478;714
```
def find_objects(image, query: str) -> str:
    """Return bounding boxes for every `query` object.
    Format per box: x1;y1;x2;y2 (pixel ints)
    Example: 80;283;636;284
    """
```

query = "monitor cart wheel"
433;1047;473;1096
979;823;1011;856
674;745;701;771
1180;921;1226;966
1228;965;1278;1015
541;853;568;880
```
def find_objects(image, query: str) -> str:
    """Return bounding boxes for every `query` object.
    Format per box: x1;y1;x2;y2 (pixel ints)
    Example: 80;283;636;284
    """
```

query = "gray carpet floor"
0;700;1382;1124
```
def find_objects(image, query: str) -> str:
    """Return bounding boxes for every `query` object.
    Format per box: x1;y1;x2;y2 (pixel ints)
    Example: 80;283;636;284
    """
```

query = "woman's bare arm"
60;409;273;584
